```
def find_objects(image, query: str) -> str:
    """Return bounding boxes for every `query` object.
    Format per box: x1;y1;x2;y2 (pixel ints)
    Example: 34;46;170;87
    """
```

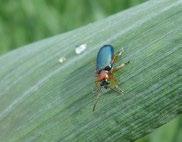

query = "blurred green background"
0;0;146;55
0;0;181;142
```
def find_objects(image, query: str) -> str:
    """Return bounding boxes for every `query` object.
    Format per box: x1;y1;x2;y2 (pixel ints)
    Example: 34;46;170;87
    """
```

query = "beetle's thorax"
97;70;109;81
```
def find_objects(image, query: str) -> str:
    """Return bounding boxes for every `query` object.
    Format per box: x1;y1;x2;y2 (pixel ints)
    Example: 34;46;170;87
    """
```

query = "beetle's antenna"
93;92;101;112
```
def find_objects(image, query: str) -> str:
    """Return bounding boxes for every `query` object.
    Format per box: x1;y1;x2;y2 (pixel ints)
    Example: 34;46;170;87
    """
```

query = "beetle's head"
97;70;110;89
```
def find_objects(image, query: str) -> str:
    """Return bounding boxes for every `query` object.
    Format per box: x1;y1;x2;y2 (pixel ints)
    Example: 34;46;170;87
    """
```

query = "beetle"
93;44;129;111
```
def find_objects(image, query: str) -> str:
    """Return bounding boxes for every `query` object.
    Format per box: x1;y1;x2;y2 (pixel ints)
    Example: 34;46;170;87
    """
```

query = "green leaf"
0;0;181;141
148;116;182;142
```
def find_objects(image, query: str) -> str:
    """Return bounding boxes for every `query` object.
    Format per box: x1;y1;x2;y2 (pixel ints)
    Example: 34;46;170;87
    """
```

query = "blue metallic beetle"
93;45;129;111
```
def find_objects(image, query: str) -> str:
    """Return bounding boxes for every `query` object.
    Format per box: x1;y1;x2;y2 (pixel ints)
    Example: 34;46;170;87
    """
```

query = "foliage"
0;0;145;54
0;0;181;142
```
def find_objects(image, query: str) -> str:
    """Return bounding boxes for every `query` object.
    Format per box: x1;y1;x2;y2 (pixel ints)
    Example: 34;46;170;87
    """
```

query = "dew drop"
75;44;87;55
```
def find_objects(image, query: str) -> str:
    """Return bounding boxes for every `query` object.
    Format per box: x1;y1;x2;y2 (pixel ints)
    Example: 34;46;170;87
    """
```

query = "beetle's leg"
110;86;124;95
112;61;130;73
113;48;124;63
108;73;124;95
108;73;118;88
95;80;100;89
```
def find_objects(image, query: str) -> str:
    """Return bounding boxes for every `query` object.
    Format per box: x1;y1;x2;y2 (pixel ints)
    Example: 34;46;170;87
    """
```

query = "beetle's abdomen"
96;45;114;71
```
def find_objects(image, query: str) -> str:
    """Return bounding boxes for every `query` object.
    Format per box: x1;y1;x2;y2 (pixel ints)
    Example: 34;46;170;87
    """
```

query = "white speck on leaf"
58;57;66;63
75;44;87;55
